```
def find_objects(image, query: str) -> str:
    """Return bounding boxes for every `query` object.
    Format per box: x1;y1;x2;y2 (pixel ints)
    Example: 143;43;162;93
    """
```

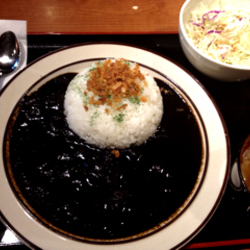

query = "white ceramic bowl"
179;0;250;82
0;43;230;250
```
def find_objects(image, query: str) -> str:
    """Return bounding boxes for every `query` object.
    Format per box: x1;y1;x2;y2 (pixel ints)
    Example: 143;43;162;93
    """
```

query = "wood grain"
0;0;185;34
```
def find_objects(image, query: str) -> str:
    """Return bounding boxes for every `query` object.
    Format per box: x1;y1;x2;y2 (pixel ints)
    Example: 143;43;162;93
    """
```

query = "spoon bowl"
0;31;20;77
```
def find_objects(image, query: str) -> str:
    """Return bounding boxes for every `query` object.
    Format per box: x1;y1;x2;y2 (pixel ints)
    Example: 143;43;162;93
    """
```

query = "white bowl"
0;43;230;250
179;0;250;82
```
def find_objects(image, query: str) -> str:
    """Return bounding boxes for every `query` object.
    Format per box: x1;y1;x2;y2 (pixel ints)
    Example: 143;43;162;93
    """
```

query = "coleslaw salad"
185;1;250;67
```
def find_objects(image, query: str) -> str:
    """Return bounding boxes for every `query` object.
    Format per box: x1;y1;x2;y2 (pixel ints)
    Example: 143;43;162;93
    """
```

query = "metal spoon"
0;31;20;77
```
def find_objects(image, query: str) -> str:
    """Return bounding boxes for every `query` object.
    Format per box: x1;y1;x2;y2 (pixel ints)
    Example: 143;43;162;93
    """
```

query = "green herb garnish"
89;111;100;126
113;113;125;123
129;96;140;105
88;65;97;72
123;60;131;67
69;74;83;87
73;86;90;106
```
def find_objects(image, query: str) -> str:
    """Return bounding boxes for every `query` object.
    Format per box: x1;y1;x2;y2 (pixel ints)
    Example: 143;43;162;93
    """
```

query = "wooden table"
0;0;184;34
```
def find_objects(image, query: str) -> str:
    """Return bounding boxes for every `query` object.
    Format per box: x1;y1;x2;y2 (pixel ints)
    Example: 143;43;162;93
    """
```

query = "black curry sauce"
6;73;203;240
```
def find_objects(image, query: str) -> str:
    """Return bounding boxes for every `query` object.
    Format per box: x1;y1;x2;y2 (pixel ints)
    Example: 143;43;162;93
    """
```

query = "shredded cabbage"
185;1;250;67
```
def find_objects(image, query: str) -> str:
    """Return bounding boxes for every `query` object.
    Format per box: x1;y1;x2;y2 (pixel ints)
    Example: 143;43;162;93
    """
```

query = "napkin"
0;20;27;89
0;21;26;247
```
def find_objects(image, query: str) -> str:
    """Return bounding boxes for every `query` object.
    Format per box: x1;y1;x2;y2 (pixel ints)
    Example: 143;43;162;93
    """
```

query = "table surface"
0;0;184;34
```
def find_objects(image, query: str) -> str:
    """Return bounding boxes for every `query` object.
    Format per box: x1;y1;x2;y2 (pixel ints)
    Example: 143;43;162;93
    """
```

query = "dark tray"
1;34;250;249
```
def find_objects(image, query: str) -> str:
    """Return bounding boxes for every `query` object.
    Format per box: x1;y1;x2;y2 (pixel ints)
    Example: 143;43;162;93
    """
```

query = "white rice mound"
64;59;163;149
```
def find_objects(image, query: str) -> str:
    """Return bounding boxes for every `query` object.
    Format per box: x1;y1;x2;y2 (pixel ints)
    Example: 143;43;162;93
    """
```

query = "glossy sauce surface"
6;73;202;240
